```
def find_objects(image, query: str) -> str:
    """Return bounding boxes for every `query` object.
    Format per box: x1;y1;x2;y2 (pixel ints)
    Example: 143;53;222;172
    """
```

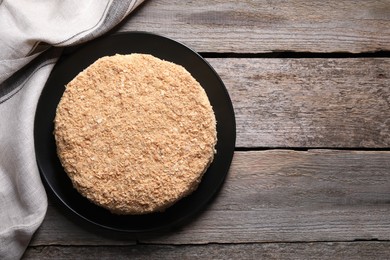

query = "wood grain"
119;0;390;53
207;58;390;148
30;150;390;246
23;242;390;260
18;1;390;258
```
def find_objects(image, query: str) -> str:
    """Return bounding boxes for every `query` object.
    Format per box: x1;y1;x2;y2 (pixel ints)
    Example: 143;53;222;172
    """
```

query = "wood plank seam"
200;51;390;59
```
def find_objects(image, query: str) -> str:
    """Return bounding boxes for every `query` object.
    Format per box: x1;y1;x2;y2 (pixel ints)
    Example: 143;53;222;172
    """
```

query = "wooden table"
24;1;390;259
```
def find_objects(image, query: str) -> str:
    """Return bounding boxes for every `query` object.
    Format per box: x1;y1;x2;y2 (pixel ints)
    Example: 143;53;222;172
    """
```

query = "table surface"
24;1;390;259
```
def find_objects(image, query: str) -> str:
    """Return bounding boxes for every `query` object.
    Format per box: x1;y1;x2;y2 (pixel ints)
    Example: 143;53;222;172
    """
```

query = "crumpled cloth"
0;0;144;258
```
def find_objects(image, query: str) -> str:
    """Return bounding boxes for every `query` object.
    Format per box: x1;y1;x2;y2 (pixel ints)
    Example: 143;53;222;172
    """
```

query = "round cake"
54;53;217;215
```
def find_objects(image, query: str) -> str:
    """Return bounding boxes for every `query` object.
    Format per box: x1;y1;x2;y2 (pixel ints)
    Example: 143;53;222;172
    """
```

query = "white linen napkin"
0;0;144;259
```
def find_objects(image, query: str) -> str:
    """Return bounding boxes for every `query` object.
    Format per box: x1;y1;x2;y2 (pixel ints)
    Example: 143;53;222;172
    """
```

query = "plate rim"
34;31;236;233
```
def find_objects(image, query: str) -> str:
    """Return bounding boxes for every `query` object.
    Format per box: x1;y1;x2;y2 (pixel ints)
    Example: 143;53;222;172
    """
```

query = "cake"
54;53;217;214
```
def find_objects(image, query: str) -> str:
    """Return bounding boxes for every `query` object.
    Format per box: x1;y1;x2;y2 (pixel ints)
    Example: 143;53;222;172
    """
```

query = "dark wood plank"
120;0;390;53
23;242;390;260
207;58;390;148
31;150;390;246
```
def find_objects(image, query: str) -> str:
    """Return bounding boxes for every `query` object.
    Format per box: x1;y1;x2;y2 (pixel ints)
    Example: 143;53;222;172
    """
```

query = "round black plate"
34;32;236;233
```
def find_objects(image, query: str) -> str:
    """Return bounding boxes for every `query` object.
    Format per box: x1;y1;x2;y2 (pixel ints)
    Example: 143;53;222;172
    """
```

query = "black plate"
34;32;236;233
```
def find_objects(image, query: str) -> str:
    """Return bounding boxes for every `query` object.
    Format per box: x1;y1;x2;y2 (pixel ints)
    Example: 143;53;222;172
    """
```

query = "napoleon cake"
54;53;217;215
